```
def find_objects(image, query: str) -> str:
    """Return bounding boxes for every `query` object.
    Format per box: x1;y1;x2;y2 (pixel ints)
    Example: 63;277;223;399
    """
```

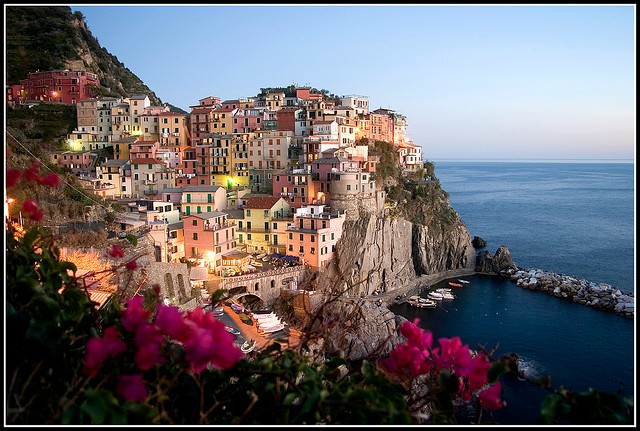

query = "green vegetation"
6;221;633;425
6;5;162;104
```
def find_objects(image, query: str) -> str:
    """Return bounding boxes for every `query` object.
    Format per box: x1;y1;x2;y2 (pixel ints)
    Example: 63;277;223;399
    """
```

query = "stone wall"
219;266;308;305
145;261;200;310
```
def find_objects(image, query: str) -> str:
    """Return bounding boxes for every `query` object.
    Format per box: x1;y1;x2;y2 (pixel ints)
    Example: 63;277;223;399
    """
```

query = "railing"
203;221;235;231
236;227;270;234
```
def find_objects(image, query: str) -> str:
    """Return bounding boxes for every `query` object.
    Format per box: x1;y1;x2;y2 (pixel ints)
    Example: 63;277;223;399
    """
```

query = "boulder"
472;236;487;248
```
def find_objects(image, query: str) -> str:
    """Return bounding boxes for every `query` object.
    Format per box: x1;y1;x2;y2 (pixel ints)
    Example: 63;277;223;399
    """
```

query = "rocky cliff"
314;176;475;298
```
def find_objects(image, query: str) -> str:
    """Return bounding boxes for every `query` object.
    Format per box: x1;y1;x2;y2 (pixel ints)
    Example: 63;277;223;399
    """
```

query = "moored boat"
258;322;286;334
427;291;444;301
241;339;257;353
435;288;456;300
457;279;471;284
408;298;437;308
448;282;464;288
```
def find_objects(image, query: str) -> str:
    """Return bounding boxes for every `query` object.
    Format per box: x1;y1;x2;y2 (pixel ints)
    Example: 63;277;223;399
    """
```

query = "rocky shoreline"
498;266;634;319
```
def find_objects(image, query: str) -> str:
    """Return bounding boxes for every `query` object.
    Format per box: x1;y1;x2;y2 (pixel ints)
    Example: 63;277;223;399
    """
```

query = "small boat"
241;339;257;354
448;282;464;288
427;291;444;301
408;298;436;308
436;289;456;300
258;322;286;334
457;279;471;284
230;303;245;313
225;326;241;335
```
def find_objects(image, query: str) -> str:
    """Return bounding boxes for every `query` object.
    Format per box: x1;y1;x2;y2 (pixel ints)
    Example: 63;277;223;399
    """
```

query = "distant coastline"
429;158;634;164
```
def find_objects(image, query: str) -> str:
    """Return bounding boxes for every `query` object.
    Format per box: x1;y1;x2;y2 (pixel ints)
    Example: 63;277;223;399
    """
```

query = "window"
288;245;293;251
311;235;315;243
192;220;198;226
288;233;293;240
193;233;198;240
347;185;351;191
299;246;304;253
331;233;335;240
310;248;315;255
246;209;251;216
299;233;304;241
247;234;252;240
264;210;269;217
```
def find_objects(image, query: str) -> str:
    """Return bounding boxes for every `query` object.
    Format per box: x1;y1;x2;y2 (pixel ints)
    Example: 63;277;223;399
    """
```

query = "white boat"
435;288;455;299
253;313;277;320
241;339;257;353
258;322;286;334
457;279;471;284
257;318;282;328
427;291;444;301
408;298;437;308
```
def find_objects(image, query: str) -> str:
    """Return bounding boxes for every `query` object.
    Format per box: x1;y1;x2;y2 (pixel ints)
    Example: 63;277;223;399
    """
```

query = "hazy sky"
68;4;635;161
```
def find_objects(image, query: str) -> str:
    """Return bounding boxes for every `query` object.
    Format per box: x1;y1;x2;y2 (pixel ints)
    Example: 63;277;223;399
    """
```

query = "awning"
282;255;299;262
221;250;250;260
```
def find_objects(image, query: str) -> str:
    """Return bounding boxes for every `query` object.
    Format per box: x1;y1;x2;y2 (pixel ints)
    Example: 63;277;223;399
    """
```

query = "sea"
389;160;635;425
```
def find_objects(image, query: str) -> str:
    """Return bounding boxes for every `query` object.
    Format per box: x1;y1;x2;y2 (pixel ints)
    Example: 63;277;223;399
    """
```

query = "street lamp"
6;197;14;220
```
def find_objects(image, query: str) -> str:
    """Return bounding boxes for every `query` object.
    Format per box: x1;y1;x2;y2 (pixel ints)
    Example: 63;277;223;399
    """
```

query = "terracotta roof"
244;196;282;209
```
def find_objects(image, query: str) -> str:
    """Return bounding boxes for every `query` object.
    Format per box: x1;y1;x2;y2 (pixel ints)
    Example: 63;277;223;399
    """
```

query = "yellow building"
237;196;292;254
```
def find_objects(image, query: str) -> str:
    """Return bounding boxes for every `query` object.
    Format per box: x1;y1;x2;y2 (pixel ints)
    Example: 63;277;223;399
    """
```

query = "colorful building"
183;211;237;269
19;70;99;104
181;185;228;216
237;196;291;254
285;204;346;268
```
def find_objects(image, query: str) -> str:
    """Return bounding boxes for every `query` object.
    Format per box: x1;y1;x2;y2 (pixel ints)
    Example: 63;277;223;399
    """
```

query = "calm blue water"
390;161;635;425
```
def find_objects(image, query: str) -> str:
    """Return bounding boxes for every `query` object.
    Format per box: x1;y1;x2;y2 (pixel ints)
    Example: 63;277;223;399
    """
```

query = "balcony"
143;179;157;185
203;220;235;231
143;189;159;196
236;227;270;234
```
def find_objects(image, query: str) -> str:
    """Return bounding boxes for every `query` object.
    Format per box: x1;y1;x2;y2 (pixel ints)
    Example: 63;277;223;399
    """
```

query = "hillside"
6;6;162;105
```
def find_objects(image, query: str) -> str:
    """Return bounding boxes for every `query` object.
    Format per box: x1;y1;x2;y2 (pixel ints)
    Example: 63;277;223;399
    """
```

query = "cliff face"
315;183;475;297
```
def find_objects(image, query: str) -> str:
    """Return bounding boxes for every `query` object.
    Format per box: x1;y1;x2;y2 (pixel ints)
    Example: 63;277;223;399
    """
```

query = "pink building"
231;108;263;134
285;204;346;268
183;211;237;270
272;169;317;209
19;70;99;104
129;140;159;160
50;150;94;176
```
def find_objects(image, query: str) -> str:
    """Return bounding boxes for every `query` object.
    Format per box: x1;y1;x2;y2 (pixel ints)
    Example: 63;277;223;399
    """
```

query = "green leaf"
487;361;506;383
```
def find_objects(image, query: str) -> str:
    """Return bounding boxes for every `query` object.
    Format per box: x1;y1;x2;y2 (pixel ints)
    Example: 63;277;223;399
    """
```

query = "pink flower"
125;259;138;271
432;336;470;372
108;245;125;258
83;326;127;377
121;296;151;333
37;172;60;187
7;169;21;188
24;163;40;182
116;374;148;403
133;323;165;371
478;382;504;410
155;304;190;341
22;199;44;221
181;308;243;372
465;354;492;392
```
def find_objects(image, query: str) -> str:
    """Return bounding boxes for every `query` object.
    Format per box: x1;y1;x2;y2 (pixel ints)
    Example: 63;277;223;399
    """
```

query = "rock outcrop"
306;297;408;361
472;236;487;248
475;244;516;273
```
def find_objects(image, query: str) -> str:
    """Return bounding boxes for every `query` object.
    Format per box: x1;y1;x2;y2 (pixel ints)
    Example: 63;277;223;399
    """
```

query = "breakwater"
499;267;634;319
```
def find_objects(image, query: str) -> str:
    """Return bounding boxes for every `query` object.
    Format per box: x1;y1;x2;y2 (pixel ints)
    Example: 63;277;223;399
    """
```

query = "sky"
67;4;636;161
